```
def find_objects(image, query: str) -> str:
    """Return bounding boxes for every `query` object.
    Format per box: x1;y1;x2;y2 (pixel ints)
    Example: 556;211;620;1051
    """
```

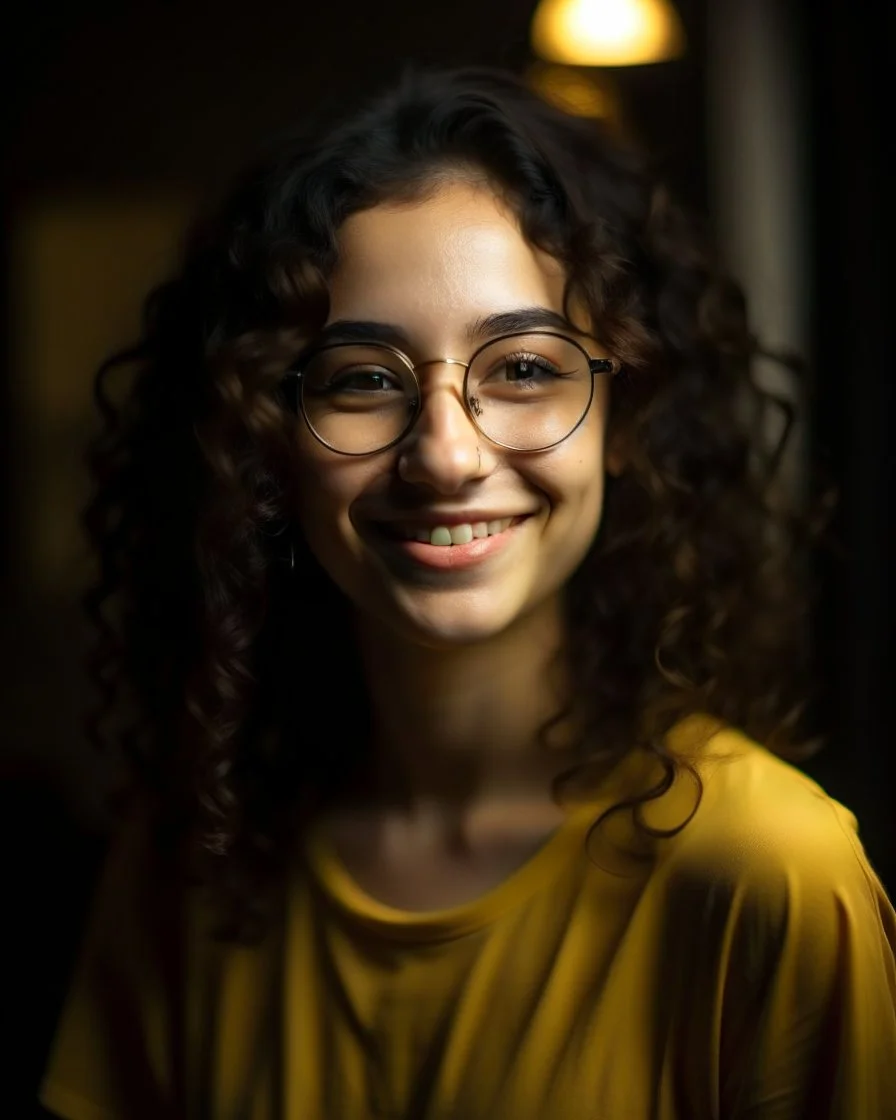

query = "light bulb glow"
531;0;685;67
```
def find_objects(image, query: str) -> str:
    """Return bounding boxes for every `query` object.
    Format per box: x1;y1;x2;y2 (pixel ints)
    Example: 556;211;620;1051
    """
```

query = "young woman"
40;66;896;1119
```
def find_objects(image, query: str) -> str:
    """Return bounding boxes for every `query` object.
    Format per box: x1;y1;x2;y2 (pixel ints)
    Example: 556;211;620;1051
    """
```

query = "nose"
396;363;485;492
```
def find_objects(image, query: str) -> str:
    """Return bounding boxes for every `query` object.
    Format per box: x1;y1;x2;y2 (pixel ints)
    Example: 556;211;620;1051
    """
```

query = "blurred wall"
6;194;193;802
797;0;894;885
706;0;809;504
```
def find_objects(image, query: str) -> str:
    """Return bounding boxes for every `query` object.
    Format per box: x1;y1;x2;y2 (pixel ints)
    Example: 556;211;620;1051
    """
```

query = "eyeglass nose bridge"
411;356;471;373
399;355;482;441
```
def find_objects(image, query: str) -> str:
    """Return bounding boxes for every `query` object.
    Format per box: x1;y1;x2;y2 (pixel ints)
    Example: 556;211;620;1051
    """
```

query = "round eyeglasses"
280;330;620;456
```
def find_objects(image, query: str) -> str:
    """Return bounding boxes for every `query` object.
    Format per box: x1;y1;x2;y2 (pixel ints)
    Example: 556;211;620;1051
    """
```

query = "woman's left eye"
503;354;559;382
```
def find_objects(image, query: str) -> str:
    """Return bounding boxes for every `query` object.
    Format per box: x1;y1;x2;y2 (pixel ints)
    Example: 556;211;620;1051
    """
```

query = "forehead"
326;180;581;346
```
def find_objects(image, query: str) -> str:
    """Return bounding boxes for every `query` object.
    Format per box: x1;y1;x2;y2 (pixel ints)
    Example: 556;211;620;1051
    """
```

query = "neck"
348;598;582;831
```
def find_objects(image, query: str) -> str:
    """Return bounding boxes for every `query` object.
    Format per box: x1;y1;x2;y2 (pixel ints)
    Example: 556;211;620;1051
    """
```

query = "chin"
405;621;512;650
372;586;550;651
383;609;517;650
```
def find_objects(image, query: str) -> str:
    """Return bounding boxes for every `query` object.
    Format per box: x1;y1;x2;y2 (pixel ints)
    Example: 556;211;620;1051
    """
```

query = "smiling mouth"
378;516;526;547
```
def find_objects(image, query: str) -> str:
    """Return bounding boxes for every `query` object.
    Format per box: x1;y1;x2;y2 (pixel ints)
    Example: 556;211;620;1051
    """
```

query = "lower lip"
376;518;528;570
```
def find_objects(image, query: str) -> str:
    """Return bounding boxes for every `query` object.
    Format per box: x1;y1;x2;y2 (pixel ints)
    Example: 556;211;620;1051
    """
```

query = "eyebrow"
315;307;587;350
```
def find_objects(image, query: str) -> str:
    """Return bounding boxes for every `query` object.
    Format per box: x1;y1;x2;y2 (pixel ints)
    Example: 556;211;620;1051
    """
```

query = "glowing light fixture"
531;0;685;67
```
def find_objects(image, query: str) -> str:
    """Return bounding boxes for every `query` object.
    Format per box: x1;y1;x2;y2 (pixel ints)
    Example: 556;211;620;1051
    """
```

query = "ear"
605;426;629;478
606;448;625;478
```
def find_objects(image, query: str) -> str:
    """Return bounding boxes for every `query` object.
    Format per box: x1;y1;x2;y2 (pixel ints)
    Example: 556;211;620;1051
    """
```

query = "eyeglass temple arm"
280;369;301;412
590;358;620;376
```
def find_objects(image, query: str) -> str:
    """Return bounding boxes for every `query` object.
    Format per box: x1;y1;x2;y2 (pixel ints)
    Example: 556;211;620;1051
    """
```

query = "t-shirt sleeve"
38;807;181;1120
715;799;896;1119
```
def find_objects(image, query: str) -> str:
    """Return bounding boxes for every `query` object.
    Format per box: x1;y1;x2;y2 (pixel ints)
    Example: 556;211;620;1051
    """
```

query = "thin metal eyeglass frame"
280;330;621;456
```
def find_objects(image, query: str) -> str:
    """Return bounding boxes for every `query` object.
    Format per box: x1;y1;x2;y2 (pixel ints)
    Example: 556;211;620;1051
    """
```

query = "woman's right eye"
329;368;400;392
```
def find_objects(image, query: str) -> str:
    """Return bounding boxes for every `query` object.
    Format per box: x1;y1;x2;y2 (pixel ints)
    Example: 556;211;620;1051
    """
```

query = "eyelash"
499;352;563;384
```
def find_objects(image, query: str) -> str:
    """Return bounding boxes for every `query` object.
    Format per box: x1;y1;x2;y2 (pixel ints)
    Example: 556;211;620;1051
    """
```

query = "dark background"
3;1;892;1114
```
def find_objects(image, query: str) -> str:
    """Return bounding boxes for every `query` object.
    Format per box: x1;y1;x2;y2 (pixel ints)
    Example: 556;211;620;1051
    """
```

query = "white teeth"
402;518;515;546
449;524;474;545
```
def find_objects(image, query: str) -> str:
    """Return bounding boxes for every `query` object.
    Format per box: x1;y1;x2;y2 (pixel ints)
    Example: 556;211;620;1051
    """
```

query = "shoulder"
655;718;868;878
38;800;190;1120
642;718;894;956
643;722;896;1116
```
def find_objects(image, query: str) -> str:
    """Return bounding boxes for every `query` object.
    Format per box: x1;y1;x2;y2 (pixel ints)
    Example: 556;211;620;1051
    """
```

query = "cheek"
562;466;606;546
531;427;607;555
294;452;349;542
534;414;607;508
556;474;606;582
293;450;380;557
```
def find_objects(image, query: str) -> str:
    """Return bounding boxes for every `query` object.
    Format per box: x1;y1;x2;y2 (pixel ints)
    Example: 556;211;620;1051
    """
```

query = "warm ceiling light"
530;0;685;67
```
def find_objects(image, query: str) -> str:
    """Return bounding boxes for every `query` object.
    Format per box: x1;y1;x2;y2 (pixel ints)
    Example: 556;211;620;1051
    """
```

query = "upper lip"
370;511;533;527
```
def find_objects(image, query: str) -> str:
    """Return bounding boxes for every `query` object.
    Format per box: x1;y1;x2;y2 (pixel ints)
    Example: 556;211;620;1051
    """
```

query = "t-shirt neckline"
303;797;606;943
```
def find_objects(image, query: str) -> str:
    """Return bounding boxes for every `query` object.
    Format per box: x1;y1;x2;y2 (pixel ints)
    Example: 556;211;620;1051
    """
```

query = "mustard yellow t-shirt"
40;721;896;1119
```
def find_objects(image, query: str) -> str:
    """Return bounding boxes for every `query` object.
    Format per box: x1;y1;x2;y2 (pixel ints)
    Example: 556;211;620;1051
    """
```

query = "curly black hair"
83;65;830;941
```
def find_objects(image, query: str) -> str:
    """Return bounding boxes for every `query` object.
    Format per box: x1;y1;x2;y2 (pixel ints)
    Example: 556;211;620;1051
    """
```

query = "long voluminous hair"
84;65;829;940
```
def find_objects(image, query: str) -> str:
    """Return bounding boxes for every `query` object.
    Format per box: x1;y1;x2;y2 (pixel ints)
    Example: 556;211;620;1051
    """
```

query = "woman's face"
293;179;613;648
